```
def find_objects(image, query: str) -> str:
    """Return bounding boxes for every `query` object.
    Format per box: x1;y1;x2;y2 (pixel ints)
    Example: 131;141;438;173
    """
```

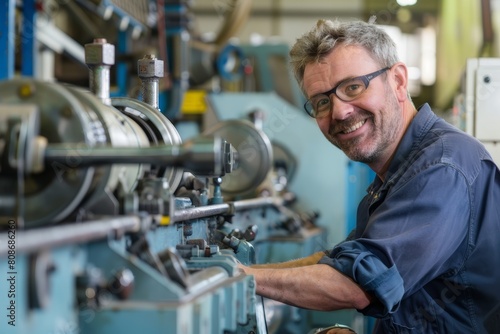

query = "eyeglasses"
303;67;390;118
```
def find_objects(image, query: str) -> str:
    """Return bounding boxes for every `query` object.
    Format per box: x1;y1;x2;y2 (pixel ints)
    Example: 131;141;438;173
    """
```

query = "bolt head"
85;41;115;66
138;58;164;78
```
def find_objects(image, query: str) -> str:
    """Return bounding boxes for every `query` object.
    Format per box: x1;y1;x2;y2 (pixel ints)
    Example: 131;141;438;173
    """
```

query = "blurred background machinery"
0;1;349;333
1;1;499;334
453;58;500;164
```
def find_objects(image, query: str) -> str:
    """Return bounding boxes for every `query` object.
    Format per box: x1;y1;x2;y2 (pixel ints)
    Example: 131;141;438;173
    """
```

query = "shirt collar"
370;103;438;190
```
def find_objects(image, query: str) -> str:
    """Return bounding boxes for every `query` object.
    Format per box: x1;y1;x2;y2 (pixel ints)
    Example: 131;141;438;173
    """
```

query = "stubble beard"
328;94;403;164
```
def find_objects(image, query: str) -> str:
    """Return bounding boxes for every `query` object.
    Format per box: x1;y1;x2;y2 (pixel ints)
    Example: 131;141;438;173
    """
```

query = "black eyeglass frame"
303;67;391;118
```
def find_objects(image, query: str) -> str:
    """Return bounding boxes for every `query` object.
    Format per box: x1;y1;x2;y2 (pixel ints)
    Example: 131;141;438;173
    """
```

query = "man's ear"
391;62;409;102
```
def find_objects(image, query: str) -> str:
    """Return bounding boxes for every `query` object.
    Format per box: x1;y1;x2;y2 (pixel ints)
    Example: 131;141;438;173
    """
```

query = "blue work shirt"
319;104;500;333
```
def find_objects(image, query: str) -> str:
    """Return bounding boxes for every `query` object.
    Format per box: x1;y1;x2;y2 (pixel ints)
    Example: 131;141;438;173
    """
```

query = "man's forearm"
245;264;372;311
251;251;327;269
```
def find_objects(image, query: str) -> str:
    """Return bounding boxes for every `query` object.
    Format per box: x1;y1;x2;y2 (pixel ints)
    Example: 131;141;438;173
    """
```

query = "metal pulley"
203;119;273;198
0;79;237;227
111;96;184;191
0;78;138;227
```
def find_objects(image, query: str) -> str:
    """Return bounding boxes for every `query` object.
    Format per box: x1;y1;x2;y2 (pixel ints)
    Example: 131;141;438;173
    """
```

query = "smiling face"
303;44;412;174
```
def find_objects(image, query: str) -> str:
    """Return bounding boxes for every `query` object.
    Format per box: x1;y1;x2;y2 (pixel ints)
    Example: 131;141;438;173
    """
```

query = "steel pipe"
172;197;282;222
42;136;235;177
0;216;141;256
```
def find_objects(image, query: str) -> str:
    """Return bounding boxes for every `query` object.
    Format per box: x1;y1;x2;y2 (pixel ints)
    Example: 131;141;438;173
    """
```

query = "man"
238;19;500;333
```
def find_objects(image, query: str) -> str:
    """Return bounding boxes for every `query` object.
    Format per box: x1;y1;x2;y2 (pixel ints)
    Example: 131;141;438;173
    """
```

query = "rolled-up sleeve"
319;242;404;317
318;162;471;318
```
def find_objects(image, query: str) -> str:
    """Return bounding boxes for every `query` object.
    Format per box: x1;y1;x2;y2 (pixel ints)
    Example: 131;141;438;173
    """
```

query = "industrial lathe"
0;38;327;334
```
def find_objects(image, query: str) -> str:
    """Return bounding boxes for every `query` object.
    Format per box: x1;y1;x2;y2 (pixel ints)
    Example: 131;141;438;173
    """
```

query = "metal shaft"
0;216;141;256
172;197;282;222
138;54;163;109
42;137;235;177
85;38;115;105
0;197;283;256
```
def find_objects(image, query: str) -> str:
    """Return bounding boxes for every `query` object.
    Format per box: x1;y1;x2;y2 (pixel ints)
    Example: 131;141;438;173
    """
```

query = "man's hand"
237;262;249;274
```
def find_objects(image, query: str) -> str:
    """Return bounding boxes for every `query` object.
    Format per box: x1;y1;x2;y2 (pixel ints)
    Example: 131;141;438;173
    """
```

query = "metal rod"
172;197;282;222
85;38;114;105
0;197;284;254
44;144;213;166
43;140;222;176
173;203;232;221
0;216;141;256
138;55;163;110
233;197;282;210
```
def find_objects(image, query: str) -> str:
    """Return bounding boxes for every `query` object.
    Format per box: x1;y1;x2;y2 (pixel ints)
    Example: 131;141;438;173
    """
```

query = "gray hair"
289;19;400;90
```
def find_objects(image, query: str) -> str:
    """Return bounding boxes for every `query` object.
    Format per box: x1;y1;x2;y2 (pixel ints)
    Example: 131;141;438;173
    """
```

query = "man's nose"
330;94;354;121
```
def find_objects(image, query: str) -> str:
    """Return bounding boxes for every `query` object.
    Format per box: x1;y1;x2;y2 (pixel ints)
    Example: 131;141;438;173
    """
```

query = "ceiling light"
397;0;418;6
